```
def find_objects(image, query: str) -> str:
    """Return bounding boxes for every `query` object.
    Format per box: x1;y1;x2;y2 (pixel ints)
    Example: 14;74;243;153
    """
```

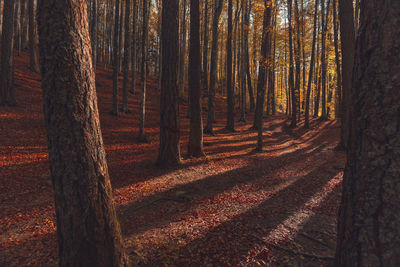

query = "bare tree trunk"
202;0;209;93
28;0;39;72
122;0;131;113
188;0;205;157
37;0;129;265
130;0;138;94
304;0;319;128
112;0;120;116
1;0;16;106
157;0;181;166
90;0;98;71
204;0;223;135
288;0;296;127
138;0;149;142
320;0;331;120
333;0;341;119
226;0;235;132
256;1;272;151
336;0;355;150
335;1;400;265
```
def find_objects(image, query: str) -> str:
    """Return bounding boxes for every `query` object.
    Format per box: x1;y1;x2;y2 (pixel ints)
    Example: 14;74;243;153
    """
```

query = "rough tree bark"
188;0;205;157
335;1;400;265
157;0;181;166
37;0;128;265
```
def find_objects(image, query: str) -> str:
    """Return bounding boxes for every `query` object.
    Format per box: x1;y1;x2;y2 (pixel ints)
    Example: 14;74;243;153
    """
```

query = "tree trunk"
158;0;181;166
244;0;254;111
202;0;209;93
226;0;235;132
335;1;400;265
288;0;296;127
112;0;120;116
320;0;331;120
90;0;98;71
332;0;341;119
0;0;16;106
337;0;355;150
138;0;149;142
28;0;39;72
130;0;137;93
122;0;131;113
37;1;128;265
204;0;223;135
304;0;319;128
255;1;272;151
188;0;205;157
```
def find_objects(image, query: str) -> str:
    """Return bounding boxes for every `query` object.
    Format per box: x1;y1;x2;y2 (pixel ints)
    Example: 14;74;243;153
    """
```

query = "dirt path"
0;53;345;266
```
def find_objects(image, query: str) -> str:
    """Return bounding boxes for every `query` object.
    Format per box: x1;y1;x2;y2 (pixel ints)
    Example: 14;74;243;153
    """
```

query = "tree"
112;0;121;116
320;0;330;120
37;0;128;265
130;0;138;94
28;0;39;72
336;0;355;150
90;0;98;71
304;0;319;129
188;0;205;157
202;0;209;93
122;0;131;113
138;0;149;142
157;0;181;166
335;1;400;265
226;0;235;132
204;0;223;135
288;0;295;126
0;0;16;106
255;0;272;151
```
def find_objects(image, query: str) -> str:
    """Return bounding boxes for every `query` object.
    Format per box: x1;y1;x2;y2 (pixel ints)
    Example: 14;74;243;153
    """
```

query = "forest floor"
0;53;345;266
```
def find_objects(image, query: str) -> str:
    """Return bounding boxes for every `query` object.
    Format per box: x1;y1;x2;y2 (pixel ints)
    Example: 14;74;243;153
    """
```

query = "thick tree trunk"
122;0;131;113
337;0;355;150
335;1;400;265
0;0;16;106
157;0;181;166
188;0;205;157
37;1;128;265
204;0;223;135
304;0;319;128
226;0;235;132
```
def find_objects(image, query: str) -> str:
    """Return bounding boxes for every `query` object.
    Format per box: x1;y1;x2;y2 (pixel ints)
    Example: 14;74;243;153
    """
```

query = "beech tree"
336;1;400;265
37;0;128;265
226;0;235;132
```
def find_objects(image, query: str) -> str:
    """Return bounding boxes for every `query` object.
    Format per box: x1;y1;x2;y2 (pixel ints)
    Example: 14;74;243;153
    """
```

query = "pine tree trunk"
188;0;205;157
335;1;400;265
37;1;128;265
0;0;16;106
157;0;181;166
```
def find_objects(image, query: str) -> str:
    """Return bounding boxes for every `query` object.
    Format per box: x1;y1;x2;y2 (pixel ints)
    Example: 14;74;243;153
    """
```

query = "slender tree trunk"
288;0;296;127
320;0;331;120
239;0;246;122
112;0;120;116
130;0;138;94
1;0;16;106
90;0;98;71
37;1;129;265
226;0;235;132
138;0;149;141
122;0;131;113
244;0;254;111
28;0;39;72
204;0;223;135
188;0;205;157
256;1;272;151
335;1;400;265
336;0;355;150
179;0;187;94
20;0;28;49
332;0;341;119
304;0;319;128
202;0;209;93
